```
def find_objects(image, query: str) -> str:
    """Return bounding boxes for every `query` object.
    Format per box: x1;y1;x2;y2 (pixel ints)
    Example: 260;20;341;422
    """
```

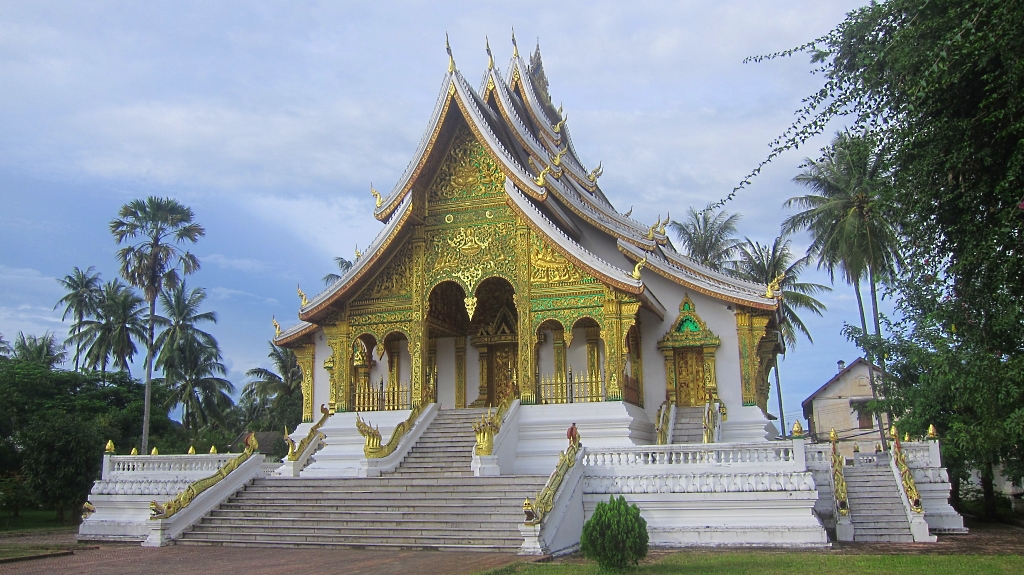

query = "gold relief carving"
294;345;315;423
735;309;771;407
426;221;517;292
357;245;412;301
465;296;478;319
658;295;720;408
428;126;505;205
531;236;584;285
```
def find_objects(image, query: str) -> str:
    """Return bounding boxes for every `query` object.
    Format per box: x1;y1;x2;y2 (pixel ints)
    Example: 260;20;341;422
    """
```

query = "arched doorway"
469;277;518;407
427;281;472;407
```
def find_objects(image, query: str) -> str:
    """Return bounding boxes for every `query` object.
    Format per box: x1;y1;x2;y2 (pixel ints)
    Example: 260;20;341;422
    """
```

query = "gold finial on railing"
105;440;115;454
904;432;910;443
791;420;804;438
853;442;860;452
829;428;838;443
151;447;159;456
875;442;882;453
130;447;139;455
889;424;898;441
927;424;939;439
209;445;218;454
187;446;196;454
523;498;536;523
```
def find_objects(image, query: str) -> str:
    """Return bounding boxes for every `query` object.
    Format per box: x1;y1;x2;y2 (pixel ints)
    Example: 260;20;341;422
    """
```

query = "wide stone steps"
844;463;915;542
177;409;545;551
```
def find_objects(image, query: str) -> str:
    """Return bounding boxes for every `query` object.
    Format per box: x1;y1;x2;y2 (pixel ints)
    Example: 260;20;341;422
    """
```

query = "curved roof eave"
299;196;415;321
617;240;778;311
274;320;318;348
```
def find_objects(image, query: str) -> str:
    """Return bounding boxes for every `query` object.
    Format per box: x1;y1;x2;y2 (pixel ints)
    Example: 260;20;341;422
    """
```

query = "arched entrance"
468;277;518;407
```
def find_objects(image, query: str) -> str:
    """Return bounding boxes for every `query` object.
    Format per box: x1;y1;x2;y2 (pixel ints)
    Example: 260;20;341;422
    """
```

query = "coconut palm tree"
784;131;902;445
54;266;103;371
668;204;743;271
154;282;218;374
11;332;67;368
784;131;901;345
243;342;301;408
322;257;354;286
157;339;234;432
110;196;205;452
73;280;147;380
728;236;831;347
0;333;11;357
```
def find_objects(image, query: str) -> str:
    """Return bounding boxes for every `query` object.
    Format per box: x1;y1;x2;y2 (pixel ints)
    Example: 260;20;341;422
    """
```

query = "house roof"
801;357;881;419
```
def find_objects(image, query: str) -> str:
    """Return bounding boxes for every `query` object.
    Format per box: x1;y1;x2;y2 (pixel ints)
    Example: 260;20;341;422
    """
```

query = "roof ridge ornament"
446;33;455;73
624;206;632;217
511;27;518;58
631;256;647;280
534;165;552;187
297;284;309;307
355;245;362;261
552;115;567;134
551;146;566;167
658;213;670;235
587;162;603;182
370;183;382;208
486;36;494;70
272;316;281;338
765;272;785;299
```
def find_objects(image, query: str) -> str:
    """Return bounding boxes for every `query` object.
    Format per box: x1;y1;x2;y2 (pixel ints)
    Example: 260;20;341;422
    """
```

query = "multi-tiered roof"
277;36;775;345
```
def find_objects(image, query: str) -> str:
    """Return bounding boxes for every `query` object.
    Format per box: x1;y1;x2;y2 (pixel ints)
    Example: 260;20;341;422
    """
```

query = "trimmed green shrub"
580;494;649;569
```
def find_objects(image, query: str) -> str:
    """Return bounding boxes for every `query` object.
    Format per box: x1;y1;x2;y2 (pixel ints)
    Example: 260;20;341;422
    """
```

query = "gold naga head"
587;162;603;182
764;272;786;299
631;257;647;280
370;184;382;208
552;115;567;134
534;165;552;187
551;147;566;167
297;284;309;307
272;316;282;338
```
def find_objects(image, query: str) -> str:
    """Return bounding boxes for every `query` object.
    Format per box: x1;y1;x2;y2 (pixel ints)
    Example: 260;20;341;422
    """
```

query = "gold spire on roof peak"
511;27;518;58
486;36;494;70
446;33;455;73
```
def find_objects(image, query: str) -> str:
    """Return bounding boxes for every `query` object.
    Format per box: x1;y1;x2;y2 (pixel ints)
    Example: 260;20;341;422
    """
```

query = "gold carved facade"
657;295;720;408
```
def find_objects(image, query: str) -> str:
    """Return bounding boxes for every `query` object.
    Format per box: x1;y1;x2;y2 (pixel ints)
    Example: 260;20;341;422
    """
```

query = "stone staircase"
176;408;547;551
672;406;704;443
845;457;915;542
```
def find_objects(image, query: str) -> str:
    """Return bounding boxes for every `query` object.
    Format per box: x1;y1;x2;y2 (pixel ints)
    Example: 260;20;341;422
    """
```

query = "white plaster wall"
435;337;456;408
368;345;387;387
639;308;667;416
537;329;554;377
399;340;411;385
466;337;481;405
313;328;330;410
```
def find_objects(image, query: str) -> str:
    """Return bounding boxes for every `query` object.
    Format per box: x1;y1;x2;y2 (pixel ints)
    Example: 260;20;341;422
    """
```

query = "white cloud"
208;287;278;306
204;254;270;274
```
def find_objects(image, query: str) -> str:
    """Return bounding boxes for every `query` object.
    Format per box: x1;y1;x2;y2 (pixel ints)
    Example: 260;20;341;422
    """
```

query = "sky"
0;0;888;428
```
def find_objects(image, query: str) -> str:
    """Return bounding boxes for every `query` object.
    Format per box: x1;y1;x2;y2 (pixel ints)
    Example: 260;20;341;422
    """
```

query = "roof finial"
272;316;281;338
631;257;647;280
371;183;382;208
485;36;494;70
534;165;551;187
624;206;632;218
297;284;309;307
587;162;603;182
511;27;518;58
446;33;455;73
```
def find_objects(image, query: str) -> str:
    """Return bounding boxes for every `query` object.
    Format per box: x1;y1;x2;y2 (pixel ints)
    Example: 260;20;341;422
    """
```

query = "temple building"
274;37;785;443
81;37;962;551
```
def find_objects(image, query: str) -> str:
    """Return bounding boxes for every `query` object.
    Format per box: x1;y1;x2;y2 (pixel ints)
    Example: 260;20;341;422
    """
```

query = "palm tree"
243;342;301;408
73;280;147;380
322;257;354;286
0;333;11;357
784;131;902;445
12;332;67;368
157;339;235;433
54;266;103;371
110;196;205;452
154;282;218;373
668;204;743;271
728;236;831;347
784;131;901;344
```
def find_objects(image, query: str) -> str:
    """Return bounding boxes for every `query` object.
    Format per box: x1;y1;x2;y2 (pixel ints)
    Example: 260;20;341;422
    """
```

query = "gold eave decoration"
149;433;259;520
616;243;777;311
274;321;318;348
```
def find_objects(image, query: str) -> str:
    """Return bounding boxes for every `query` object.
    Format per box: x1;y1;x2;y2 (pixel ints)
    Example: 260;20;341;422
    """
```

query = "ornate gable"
658;294;721;349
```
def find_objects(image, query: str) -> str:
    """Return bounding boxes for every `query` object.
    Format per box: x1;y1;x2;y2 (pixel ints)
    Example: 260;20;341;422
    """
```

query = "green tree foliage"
668;203;742;271
239;342;303;433
110;196;205;453
154;282;218;373
749;0;1024;510
157;339;234;433
729;235;830;347
19;412;103;523
0;334;10;357
54;266;103;371
71;280;147;380
580;494;649;569
11;332;67;368
322;257;354;286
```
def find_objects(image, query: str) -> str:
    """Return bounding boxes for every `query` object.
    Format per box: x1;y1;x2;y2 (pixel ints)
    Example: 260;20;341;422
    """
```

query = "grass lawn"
494;551;1024;575
0;509;71;532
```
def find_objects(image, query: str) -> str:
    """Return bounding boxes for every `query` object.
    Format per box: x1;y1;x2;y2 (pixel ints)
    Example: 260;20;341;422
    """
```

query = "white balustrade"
583;442;801;471
107;455;235;478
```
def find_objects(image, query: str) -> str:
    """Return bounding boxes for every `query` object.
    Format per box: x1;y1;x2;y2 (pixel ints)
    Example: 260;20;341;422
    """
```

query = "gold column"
294;344;315;423
387;338;401;388
552;327;566;383
410;226;427;406
602;289;640;401
662;349;677;405
428;337;437;403
515;224;535;402
455;336;466;408
586;325;601;398
477;347;489;406
323;319;351;413
735;308;770;407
